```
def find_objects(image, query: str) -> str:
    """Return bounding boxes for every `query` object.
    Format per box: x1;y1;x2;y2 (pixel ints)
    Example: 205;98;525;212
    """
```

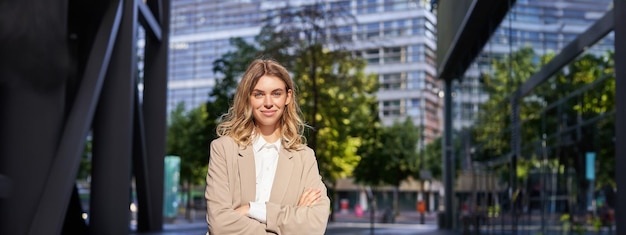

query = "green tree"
211;37;261;115
292;46;378;186
421;135;443;180
166;102;212;220
78;136;93;182
379;118;420;187
354;120;384;187
355;117;420;215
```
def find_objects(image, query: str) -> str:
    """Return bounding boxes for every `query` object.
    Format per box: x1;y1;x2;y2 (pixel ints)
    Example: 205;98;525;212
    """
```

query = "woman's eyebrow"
252;88;285;92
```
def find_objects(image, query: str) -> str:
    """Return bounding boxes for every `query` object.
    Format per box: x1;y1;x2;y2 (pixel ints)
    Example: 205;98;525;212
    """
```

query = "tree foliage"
355;118;420;187
421;135;443;180
535;51;615;189
292;45;378;186
474;47;543;159
166;103;211;186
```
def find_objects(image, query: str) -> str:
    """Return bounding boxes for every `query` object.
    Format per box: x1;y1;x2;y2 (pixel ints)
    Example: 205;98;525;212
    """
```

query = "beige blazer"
205;136;330;235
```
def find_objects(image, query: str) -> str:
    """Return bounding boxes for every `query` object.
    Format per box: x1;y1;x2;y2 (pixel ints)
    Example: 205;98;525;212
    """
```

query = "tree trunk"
393;186;399;217
328;185;337;222
185;180;193;221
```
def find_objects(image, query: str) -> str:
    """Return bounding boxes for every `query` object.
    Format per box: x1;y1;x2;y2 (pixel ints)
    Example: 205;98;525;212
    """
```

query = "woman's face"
250;75;292;131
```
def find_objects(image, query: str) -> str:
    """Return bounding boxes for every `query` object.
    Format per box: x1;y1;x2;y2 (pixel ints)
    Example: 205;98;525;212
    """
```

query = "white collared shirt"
247;135;281;223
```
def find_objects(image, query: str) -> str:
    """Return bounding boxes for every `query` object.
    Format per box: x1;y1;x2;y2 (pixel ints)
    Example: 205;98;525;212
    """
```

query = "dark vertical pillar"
0;1;69;234
141;0;170;230
91;0;136;234
614;0;625;234
443;78;455;229
133;89;154;231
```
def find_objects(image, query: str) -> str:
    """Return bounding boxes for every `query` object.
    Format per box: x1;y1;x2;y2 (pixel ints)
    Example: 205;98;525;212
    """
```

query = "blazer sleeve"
205;138;266;235
265;147;330;235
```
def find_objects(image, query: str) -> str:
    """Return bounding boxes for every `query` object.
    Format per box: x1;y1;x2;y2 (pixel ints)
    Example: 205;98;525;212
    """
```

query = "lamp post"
418;93;432;224
419;107;425;224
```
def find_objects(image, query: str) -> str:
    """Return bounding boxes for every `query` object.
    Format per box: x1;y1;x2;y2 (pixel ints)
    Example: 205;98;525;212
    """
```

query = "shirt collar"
253;135;281;152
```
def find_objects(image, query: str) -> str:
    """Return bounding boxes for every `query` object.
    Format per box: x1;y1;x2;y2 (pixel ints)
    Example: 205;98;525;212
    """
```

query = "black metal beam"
442;79;454;228
139;0;170;230
137;0;162;41
26;1;123;234
437;0;515;80
0;175;9;199
90;0;137;233
613;0;625;234
133;85;155;231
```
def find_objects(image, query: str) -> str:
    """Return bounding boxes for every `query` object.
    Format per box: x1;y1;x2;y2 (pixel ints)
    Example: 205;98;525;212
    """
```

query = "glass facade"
453;1;617;233
453;0;614;130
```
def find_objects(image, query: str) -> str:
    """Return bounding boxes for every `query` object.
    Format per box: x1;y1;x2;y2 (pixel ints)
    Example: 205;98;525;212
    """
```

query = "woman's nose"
264;96;273;108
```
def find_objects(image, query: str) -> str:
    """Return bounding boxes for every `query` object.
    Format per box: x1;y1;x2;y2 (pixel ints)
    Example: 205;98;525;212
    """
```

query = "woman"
205;59;330;234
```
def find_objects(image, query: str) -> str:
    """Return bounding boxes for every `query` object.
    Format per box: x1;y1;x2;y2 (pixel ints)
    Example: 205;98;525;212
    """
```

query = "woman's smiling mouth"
261;110;276;116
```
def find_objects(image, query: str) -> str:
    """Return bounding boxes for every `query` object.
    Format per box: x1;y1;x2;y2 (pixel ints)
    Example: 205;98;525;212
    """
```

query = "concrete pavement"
131;210;459;235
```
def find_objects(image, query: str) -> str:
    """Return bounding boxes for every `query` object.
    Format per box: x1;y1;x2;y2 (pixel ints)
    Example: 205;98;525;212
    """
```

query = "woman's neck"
255;125;280;143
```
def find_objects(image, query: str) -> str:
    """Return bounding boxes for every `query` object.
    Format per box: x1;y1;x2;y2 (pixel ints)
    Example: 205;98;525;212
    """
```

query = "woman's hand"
298;188;321;207
235;204;250;215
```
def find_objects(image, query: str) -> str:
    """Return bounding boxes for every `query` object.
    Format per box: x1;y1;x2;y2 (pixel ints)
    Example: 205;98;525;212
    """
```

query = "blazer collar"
237;145;294;203
269;147;294;203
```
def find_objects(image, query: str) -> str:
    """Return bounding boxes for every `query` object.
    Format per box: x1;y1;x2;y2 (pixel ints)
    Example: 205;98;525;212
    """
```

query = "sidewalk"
131;209;458;235
332;210;438;224
160;209;439;225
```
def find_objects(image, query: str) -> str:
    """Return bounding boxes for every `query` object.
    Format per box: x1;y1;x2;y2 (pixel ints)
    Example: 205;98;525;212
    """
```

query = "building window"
410;45;424;62
408;71;425;89
407;98;421;116
425;45;436;66
381;73;404;90
332;25;353;41
361;22;380;39
384;0;410;11
367;0;378;13
363;48;380;64
357;0;378;14
383;47;404;64
412;18;425;35
383;19;408;37
382;99;403;117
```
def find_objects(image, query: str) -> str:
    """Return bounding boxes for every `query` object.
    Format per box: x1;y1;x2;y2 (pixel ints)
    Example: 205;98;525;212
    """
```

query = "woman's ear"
285;88;293;105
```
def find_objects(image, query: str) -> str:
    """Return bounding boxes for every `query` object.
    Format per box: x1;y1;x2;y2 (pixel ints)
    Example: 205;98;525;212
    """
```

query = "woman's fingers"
297;189;312;206
298;188;321;206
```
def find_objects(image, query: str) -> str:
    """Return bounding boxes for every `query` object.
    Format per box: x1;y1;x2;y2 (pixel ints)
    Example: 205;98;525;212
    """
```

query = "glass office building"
168;0;442;143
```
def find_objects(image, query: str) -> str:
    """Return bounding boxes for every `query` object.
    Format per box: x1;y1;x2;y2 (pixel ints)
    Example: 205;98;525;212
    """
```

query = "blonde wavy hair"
216;59;307;150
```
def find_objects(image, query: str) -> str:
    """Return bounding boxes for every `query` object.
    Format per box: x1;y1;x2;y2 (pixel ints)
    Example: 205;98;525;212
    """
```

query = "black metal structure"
613;1;625;234
0;0;169;234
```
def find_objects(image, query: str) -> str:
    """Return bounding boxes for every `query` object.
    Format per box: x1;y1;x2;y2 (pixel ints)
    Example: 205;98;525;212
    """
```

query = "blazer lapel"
238;146;256;203
269;147;294;203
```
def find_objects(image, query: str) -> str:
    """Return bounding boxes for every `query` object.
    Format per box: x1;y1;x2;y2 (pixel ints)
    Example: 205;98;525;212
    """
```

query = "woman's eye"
253;93;264;98
272;92;282;97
